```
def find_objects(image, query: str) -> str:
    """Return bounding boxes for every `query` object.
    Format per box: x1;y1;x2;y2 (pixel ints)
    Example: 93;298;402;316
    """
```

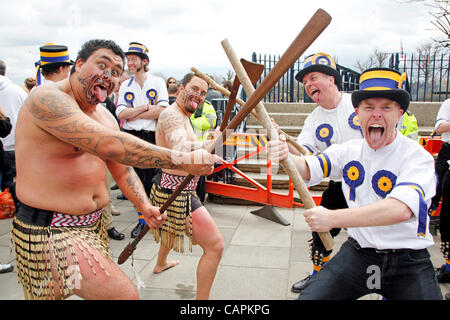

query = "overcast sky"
0;0;440;86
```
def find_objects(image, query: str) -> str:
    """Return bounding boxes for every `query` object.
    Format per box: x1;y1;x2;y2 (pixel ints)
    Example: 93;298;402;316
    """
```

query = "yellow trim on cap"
360;70;400;83
40;50;69;58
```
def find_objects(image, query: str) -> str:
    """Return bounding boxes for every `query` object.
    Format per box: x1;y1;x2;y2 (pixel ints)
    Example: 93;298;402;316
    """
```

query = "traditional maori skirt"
10;203;110;300
150;171;200;253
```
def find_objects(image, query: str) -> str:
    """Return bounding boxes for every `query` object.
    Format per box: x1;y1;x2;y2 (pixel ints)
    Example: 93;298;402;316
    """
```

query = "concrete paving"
0;188;449;300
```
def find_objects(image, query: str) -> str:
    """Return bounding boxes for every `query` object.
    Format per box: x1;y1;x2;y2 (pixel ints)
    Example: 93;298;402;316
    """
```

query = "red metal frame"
205;133;321;208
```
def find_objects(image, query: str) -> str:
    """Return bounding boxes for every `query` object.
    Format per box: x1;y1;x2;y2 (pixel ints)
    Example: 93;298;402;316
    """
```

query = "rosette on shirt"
371;170;397;198
316;123;334;147
348;112;363;136
124;92;135;107
146;89;157;105
343;161;365;201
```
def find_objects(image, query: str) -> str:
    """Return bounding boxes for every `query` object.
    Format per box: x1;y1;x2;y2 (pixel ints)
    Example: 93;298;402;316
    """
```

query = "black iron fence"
250;52;360;103
251;51;450;103
390;52;450;102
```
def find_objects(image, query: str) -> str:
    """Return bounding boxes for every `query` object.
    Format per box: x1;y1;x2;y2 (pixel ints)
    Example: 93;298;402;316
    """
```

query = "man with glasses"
116;42;169;238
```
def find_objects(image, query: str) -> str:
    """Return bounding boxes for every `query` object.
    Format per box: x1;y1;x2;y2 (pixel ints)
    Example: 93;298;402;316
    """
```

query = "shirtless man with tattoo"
150;73;224;300
11;40;218;300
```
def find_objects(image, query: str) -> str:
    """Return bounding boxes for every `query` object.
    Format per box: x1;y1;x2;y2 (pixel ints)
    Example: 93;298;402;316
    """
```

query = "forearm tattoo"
124;166;147;204
29;89;181;169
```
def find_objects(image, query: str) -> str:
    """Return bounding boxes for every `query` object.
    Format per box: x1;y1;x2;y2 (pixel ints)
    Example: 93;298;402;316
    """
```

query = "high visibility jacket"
398;110;419;142
190;101;217;142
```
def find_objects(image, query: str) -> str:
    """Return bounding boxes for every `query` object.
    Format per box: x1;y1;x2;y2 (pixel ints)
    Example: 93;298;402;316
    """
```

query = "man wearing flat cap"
267;68;442;300
35;43;74;86
116;42;169;238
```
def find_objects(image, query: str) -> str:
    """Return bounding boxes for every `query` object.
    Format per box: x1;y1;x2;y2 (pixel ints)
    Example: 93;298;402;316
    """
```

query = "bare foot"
153;260;179;274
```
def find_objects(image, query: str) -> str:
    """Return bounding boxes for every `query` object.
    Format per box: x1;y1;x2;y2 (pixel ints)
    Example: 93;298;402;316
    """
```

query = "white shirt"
0;75;27;151
116;74;169;131
304;133;436;250
296;92;363;155
435;98;450;143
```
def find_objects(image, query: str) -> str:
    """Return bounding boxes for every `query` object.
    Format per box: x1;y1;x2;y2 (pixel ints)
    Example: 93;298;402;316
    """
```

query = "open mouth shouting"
307;87;320;102
183;90;203;113
366;123;385;149
87;76;112;104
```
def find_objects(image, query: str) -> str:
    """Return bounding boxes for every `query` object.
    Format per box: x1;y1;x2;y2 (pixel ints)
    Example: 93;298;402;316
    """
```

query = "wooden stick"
192;67;308;156
221;36;334;250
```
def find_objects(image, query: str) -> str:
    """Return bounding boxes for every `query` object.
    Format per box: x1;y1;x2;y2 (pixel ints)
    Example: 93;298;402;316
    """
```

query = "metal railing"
250;52;360;103
251;51;450;103
390;53;450;102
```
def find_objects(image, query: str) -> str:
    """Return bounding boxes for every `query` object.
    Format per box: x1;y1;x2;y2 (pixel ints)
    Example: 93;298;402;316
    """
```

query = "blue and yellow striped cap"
34;43;73;86
37;43;73;67
351;68;410;111
125;42;149;61
295;52;342;90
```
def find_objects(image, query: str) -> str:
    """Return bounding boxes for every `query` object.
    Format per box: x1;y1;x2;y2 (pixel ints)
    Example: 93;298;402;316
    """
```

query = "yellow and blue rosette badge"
313;53;335;68
146;89;157;105
315;123;334;147
124;92;135;108
343;161;365;201
348;112;363;136
371;170;397;198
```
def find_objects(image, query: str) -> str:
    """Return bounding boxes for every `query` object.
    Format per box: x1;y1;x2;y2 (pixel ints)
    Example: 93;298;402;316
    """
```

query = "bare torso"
15;83;117;214
156;103;198;177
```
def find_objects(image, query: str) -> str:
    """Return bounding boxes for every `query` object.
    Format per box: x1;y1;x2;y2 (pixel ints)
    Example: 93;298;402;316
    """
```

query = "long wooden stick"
192;68;308;156
221;31;334;250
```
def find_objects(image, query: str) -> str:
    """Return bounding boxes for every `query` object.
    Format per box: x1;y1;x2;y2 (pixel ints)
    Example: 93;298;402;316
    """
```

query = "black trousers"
1;150;16;191
299;238;442;300
431;142;450;208
440;169;450;243
312;180;348;254
123;129;156;197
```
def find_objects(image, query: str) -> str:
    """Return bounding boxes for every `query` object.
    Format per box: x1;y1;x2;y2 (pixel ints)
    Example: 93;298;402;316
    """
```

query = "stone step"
246;112;309;126
245;124;302;136
245;125;435;138
264;103;317;113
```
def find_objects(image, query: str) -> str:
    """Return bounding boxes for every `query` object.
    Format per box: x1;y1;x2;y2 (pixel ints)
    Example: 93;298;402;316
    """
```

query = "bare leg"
69;239;138;300
153;244;179;273
190;206;224;300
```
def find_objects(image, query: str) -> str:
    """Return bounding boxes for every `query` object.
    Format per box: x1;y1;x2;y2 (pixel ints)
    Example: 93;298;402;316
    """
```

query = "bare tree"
427;0;450;47
225;69;235;81
354;48;389;72
403;0;449;47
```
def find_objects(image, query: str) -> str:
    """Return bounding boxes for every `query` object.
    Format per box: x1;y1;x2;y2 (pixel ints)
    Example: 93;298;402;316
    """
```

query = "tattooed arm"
157;109;205;152
28;86;217;176
107;160;166;228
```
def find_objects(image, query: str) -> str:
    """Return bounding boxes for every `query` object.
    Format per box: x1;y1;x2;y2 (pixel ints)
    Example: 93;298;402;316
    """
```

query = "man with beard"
273;53;363;293
150;73;224;300
267;68;442;300
10;40;218;300
116;42;169;239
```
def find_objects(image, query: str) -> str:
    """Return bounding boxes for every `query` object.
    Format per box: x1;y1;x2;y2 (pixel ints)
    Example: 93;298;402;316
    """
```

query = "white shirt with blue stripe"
435;98;450;143
296;93;363;155
116;73;169;132
304;132;436;250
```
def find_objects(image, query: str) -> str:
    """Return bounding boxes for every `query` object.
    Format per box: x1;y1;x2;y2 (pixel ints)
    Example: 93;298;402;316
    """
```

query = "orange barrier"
420;136;443;216
206;132;320;208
